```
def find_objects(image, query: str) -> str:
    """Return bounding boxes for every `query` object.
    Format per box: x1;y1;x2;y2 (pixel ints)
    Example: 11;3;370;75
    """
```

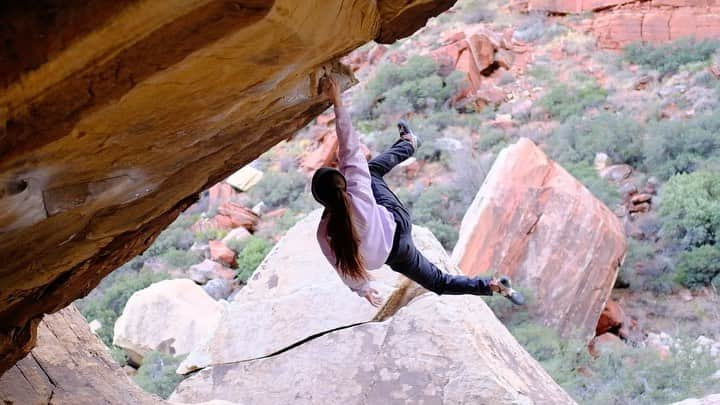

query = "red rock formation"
596;299;626;335
218;201;260;232
0;0;457;374
451;138;626;341
532;0;720;49
209;240;237;268
431;27;528;106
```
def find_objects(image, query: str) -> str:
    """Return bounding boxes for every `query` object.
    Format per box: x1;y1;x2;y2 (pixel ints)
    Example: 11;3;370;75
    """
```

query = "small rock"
252;201;266;216
89;319;102;334
189;259;235;284
631;193;652;204
594;153;610;172
589;333;624;357
190;242;210;259
222;227;252;247
619;182;638;197
600;164;633;182
633;74;653;90
629;202;651;214
679;289;694;302
203;279;234;300
209;240;237;268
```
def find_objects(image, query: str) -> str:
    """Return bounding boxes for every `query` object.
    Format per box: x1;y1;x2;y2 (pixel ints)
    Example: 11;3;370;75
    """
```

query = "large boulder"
0;305;162;404
672;394;720;405
170;295;576;404
177;209;452;373
0;0;457;372
451;138;626;341
113;279;224;366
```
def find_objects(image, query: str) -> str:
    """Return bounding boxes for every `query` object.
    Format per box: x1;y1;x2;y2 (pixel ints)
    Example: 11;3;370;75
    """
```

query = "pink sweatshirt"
316;102;397;296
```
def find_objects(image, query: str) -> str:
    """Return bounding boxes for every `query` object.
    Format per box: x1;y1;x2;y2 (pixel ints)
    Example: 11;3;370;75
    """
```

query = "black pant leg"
368;140;415;177
388;236;493;296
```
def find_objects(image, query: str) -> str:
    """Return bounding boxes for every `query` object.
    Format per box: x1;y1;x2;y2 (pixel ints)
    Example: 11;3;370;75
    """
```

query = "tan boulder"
0;0;455;372
170;295;576;404
0;305;162;404
189;259;235;284
113;279;223;366
225;166;263;192
588;332;625;357
451;138;626;341
221;227;252;247
177;210;451;374
208;240;237;268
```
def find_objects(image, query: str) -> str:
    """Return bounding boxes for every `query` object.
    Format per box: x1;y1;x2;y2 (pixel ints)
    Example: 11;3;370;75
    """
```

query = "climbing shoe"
495;276;525;306
397;119;421;150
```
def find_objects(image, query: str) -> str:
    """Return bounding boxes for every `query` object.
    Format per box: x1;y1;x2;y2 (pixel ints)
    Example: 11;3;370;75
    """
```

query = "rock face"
672;394;720;405
113;279;224;366
170;295;576;404
451;138;626;341
0;305;162;404
177;210;450;374
0;0;456;372
528;0;720;49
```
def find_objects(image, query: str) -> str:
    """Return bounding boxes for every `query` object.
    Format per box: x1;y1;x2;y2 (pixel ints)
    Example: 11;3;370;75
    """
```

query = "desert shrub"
659;171;720;250
513;12;567;43
133;351;185;399
624;38;720;75
193;228;228;243
354;55;467;120
249;169;307;210
618;238;656;289
563;162;621;207
144;214;197;257
459;0;496;23
78;270;168;347
548;113;645;166
567;339;719;404
675;245;720;288
400;184;470;249
538;81;607;122
235;236;273;282
159;248;202;269
476;129;508;152
643;114;720;180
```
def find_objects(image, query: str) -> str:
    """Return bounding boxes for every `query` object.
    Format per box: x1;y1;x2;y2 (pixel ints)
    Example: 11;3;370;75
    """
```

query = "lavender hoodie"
316;102;397;296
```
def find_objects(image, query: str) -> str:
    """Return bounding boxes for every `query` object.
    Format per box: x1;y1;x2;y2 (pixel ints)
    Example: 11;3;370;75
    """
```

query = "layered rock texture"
113;279;224;366
171;295;576;404
451;138;626;341
0;0;456;373
177;210;446;373
528;0;720;49
0;305;162;404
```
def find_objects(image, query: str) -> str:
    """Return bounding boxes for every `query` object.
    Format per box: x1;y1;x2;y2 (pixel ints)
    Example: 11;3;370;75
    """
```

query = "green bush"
193;228;228;243
563;162;621;207
618;239;656;289
659;171;720;250
549;113;645;166
675;245;720;288
538;81;607;122
133;351;185;399
78;270;168;346
250;169;307;210
144;215;197;257
643;114;720;180
355;55;467;120
624;38;720;75
159;248;202;269
236;236;273;281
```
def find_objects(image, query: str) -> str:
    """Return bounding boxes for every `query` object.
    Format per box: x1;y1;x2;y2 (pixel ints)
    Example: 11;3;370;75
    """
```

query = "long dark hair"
312;169;367;281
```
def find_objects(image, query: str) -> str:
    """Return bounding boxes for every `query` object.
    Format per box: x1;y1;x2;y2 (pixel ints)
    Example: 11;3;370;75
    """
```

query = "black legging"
367;139;493;296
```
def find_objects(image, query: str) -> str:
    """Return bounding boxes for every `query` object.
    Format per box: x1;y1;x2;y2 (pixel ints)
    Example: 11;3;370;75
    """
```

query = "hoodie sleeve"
317;221;370;297
333;102;374;205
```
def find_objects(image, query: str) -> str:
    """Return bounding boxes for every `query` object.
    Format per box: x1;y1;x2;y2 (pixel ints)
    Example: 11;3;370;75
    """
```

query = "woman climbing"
312;75;523;307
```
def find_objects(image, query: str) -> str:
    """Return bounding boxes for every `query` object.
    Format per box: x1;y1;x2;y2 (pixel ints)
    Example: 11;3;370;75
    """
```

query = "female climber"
312;75;523;307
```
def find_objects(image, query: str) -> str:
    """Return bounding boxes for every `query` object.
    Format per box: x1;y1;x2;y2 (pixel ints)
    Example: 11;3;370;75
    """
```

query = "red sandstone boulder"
596;299;626;336
217;201;260;232
207;182;237;212
451;138;626;341
209;240;237;268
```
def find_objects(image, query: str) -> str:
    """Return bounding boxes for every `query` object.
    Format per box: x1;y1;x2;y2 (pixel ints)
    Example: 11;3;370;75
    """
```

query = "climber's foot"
495;276;525;306
397;119;421;151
